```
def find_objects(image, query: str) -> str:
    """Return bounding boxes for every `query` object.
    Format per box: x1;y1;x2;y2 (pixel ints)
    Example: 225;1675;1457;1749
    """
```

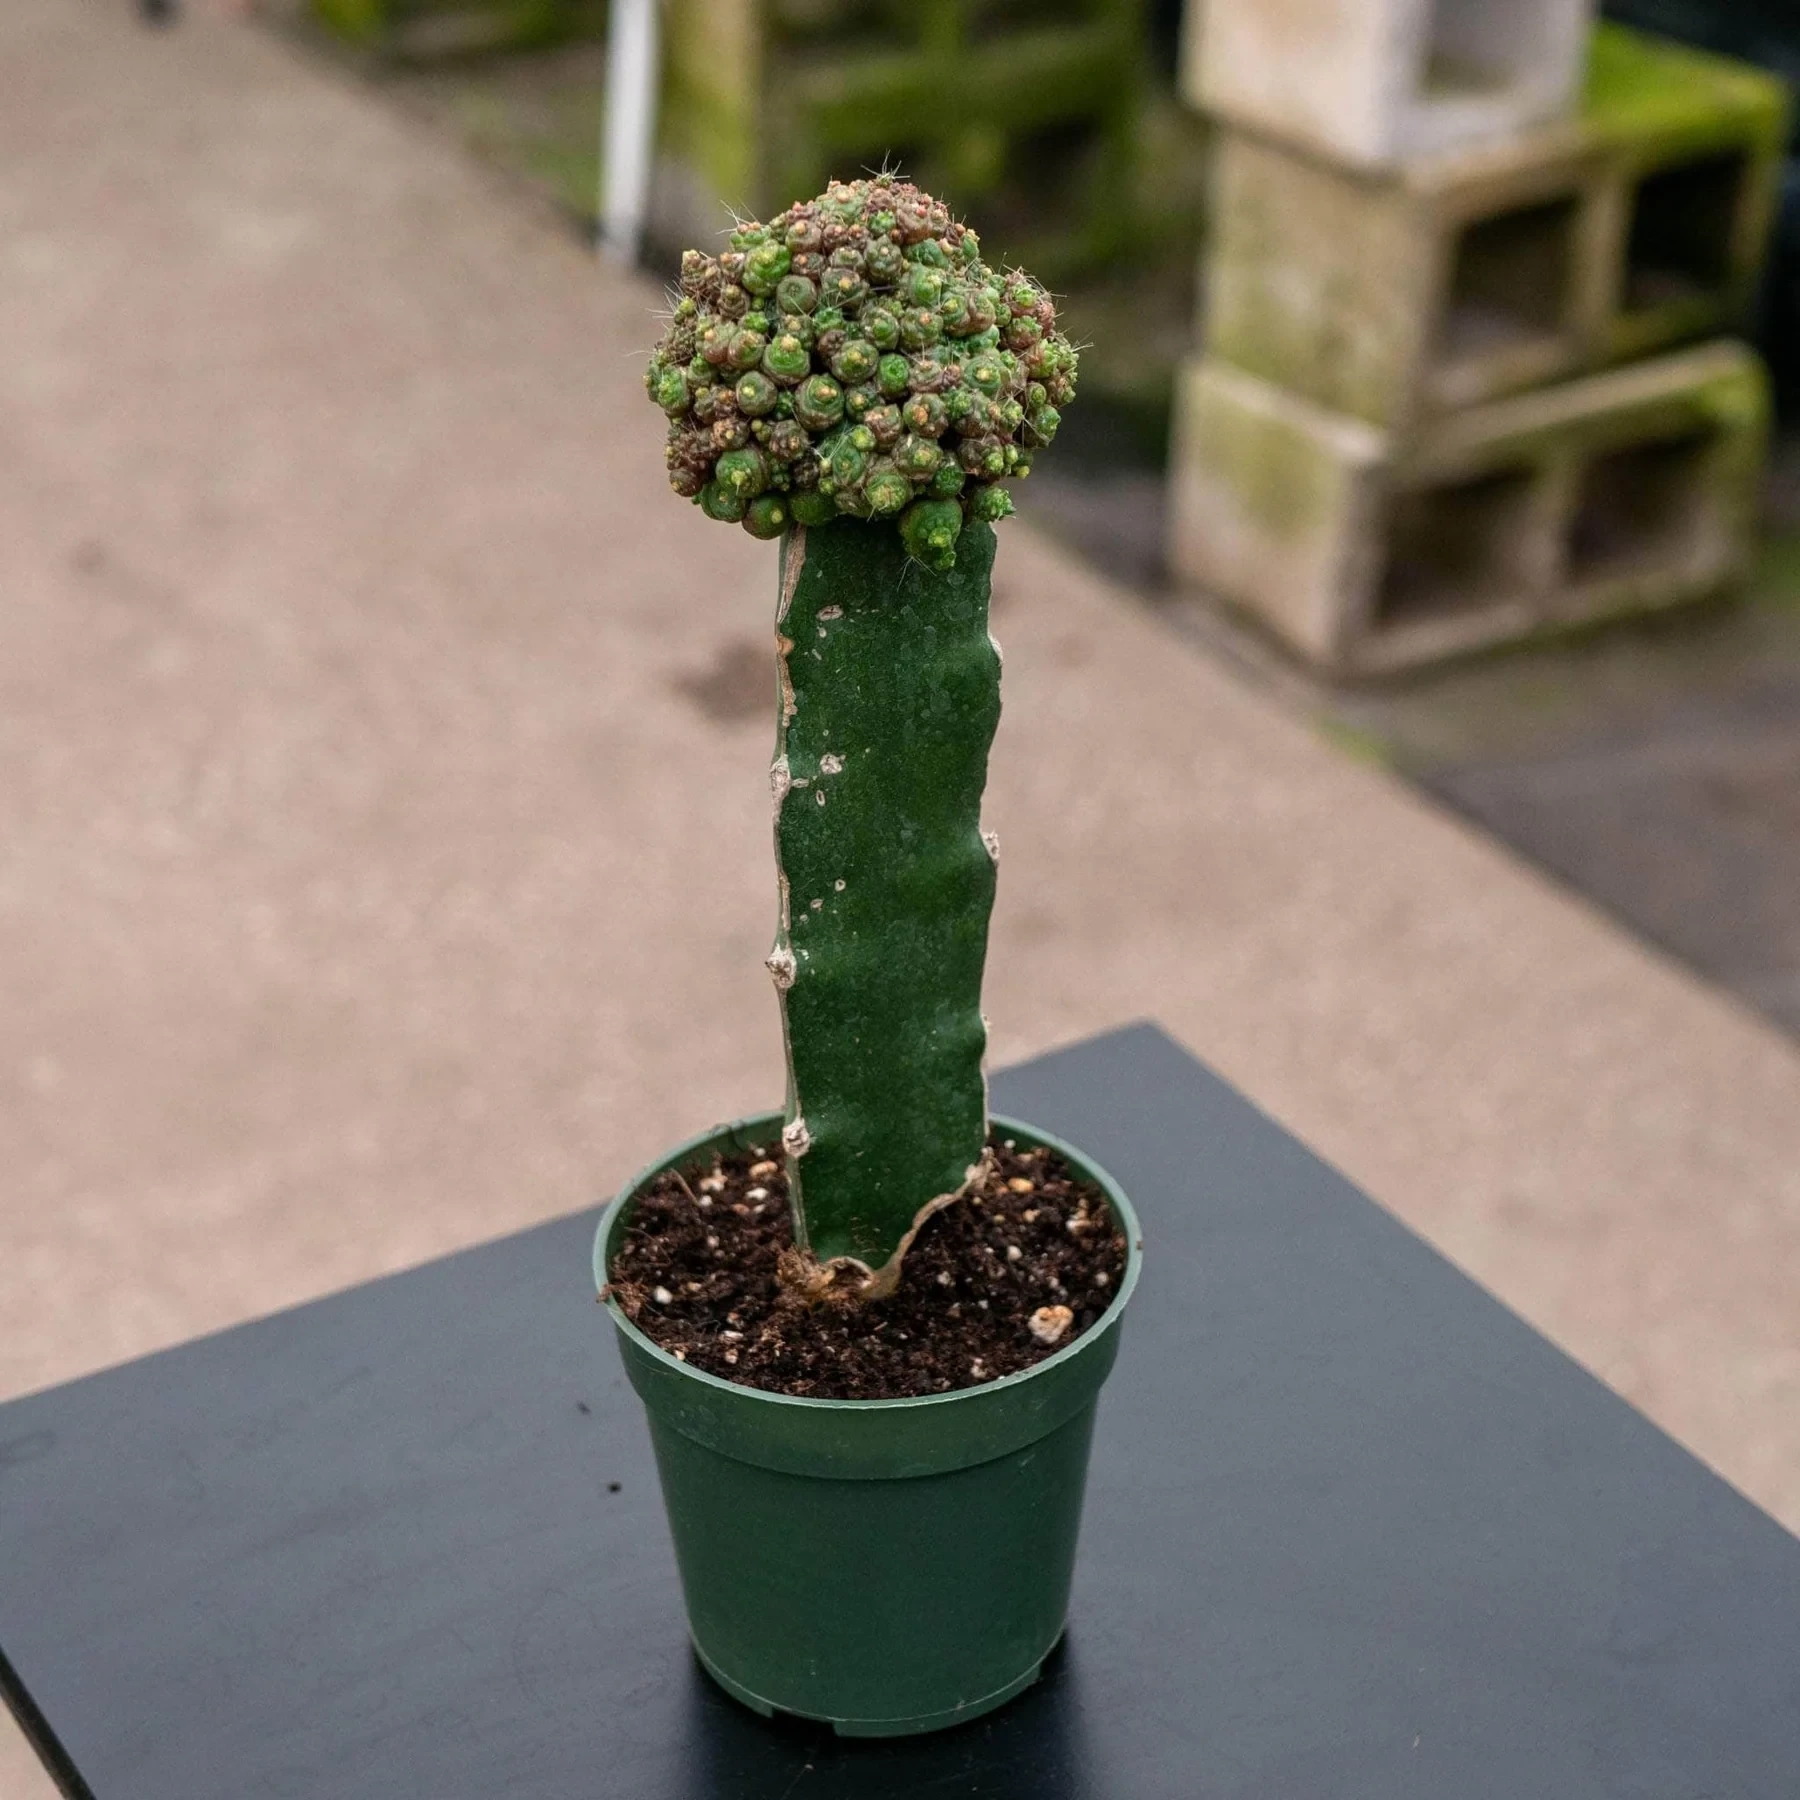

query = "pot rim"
595;1109;1142;1416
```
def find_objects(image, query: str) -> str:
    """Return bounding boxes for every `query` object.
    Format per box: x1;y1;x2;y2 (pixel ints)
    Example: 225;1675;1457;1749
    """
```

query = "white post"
599;0;660;264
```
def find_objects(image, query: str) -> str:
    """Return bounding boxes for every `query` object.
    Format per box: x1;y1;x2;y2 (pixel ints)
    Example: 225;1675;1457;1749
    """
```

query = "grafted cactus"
646;177;1079;1290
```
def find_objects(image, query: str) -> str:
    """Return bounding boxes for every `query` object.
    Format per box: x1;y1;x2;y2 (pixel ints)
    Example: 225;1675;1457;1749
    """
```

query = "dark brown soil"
603;1136;1129;1400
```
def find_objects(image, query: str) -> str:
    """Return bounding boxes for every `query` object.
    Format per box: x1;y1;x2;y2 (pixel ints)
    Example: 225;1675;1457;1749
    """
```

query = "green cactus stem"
646;177;1079;1291
768;517;1000;1283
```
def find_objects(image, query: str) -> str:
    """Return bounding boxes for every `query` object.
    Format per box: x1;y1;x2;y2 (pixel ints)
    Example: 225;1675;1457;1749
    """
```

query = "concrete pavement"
4;1;1800;1789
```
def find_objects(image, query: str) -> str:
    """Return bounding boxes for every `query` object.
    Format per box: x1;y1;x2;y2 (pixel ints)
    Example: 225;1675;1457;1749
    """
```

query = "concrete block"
1168;340;1769;676
1202;25;1790;431
1184;0;1592;167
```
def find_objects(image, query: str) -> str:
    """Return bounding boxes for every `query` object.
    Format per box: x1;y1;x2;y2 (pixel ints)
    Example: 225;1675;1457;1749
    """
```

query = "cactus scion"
648;177;1077;557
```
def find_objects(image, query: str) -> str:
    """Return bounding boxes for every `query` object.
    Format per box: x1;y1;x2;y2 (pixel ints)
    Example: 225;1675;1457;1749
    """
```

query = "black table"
4;1025;1798;1798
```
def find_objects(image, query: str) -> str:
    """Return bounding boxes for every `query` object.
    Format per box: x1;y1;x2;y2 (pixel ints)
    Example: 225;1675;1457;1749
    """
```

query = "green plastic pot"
594;1111;1143;1737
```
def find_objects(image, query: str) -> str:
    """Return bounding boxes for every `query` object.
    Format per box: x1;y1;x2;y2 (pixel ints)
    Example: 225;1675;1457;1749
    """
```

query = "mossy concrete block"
1203;25;1791;434
1184;0;1591;168
1584;24;1794;363
1169;339;1770;676
1168;360;1391;664
1206;126;1598;433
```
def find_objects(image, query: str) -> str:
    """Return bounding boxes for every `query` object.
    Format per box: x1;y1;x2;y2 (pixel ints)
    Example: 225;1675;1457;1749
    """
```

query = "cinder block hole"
1376;468;1537;626
1418;0;1558;100
1624;153;1747;308
1439;196;1578;362
1567;431;1715;579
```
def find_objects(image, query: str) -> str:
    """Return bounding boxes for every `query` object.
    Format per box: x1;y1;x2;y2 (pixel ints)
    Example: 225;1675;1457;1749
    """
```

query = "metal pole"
599;0;660;264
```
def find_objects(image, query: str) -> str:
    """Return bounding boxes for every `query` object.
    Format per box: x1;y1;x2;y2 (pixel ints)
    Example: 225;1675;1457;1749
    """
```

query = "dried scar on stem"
782;1149;997;1303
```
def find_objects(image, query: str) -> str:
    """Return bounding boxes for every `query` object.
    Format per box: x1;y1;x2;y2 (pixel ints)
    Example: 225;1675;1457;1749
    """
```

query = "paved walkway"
4;2;1800;1787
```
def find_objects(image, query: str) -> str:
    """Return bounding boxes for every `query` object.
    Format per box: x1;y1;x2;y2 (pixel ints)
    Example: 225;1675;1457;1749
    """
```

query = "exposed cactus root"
776;1148;995;1303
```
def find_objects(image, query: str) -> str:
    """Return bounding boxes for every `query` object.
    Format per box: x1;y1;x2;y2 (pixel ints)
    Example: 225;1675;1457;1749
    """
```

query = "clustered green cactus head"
644;176;1078;573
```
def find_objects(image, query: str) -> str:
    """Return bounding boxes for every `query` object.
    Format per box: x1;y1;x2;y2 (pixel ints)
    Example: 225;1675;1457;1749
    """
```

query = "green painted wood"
659;0;1148;279
768;517;1001;1271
